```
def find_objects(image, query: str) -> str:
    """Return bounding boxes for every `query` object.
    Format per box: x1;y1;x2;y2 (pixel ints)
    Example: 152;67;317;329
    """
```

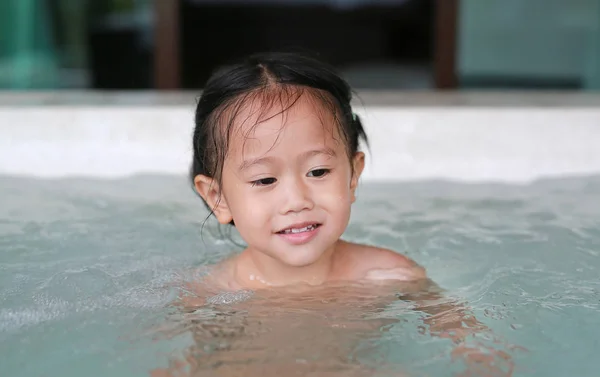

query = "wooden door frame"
434;0;459;89
153;0;459;90
154;0;180;89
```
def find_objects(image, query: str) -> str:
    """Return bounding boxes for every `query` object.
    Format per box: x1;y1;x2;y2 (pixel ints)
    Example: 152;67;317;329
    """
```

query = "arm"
400;279;516;376
365;252;517;376
396;279;487;341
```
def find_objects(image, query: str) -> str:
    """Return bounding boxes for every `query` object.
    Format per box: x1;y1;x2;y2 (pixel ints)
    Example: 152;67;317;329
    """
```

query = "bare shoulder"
339;241;427;281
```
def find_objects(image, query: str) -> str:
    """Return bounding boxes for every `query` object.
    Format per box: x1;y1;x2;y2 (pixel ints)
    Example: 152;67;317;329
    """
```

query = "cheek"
318;175;353;207
228;191;272;230
232;195;261;217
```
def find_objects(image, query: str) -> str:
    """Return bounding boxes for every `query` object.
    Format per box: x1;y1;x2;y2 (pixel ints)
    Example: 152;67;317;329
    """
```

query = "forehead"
226;89;344;158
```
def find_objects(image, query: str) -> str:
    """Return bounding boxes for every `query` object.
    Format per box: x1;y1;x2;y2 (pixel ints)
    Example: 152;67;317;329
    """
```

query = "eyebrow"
238;147;337;171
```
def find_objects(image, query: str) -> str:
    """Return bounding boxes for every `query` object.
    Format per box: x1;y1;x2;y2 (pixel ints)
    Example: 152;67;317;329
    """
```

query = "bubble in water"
205;290;254;305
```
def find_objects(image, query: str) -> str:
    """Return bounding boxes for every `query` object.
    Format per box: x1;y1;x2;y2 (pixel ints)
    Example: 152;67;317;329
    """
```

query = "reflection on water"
149;280;517;377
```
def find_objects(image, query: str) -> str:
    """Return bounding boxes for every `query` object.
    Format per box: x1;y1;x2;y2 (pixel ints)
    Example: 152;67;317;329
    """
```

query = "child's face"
200;95;364;267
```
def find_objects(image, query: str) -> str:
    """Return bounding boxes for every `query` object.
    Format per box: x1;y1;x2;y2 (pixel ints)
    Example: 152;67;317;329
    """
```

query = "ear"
350;152;365;203
193;175;233;224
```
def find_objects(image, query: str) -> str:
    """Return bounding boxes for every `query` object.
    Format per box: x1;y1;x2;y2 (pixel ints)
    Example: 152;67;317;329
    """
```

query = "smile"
276;223;322;245
277;223;321;234
278;223;320;234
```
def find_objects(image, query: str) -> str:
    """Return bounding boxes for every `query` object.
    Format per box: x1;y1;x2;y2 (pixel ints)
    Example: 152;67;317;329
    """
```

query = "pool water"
1;175;599;376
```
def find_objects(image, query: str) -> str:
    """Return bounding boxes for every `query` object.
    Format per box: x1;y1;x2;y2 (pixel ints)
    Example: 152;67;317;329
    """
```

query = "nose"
279;177;314;215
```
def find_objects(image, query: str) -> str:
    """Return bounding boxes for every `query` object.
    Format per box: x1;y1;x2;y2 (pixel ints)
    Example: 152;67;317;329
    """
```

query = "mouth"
276;222;322;245
276;222;322;235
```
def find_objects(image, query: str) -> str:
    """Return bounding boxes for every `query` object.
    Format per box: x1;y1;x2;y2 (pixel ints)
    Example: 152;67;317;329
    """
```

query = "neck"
236;241;341;288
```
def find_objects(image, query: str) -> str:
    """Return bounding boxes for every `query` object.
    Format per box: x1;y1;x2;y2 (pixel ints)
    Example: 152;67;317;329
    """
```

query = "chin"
280;251;324;268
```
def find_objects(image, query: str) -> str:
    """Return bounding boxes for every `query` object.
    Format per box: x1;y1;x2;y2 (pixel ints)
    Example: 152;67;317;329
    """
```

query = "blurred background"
1;0;599;91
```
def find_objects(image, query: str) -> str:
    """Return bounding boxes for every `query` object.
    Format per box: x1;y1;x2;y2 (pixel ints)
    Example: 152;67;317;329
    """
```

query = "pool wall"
2;92;600;183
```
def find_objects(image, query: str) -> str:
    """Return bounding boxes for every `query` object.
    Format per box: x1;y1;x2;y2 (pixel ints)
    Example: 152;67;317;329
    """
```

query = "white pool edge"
2;105;600;183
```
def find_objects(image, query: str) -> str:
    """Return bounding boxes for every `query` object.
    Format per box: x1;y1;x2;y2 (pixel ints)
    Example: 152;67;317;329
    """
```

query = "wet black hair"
190;51;368;226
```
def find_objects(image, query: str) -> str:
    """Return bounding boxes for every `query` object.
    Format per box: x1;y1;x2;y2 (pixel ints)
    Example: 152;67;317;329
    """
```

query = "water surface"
1;175;599;376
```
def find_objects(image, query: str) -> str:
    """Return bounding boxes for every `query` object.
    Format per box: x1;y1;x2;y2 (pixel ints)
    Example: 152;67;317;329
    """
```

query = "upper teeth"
282;224;316;234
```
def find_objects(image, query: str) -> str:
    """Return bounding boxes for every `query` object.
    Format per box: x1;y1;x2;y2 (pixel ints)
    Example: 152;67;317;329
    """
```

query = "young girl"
153;52;516;377
190;51;426;290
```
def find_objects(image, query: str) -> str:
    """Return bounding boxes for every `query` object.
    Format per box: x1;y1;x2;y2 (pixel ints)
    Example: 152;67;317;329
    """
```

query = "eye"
251;177;277;186
307;168;330;178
